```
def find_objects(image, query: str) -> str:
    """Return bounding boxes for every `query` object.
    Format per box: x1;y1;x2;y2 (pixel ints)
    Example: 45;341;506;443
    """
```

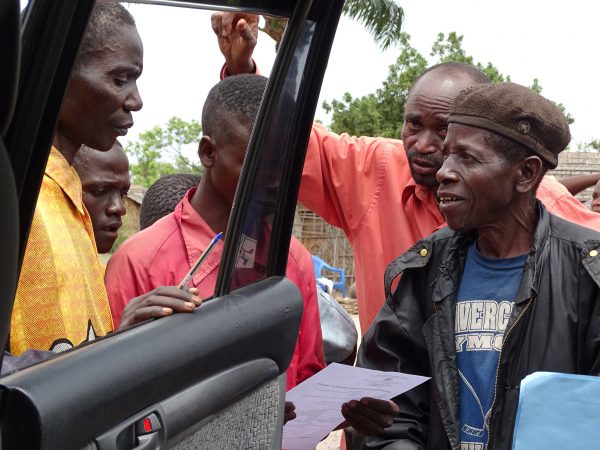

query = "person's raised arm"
211;12;258;76
558;173;600;196
299;124;404;235
538;175;600;229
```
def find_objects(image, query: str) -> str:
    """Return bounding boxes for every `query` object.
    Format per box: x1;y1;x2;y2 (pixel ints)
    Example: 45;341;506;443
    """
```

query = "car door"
0;0;344;449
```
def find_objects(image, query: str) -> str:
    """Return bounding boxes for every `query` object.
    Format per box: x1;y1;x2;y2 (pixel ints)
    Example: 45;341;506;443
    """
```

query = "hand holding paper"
340;397;401;435
282;363;429;450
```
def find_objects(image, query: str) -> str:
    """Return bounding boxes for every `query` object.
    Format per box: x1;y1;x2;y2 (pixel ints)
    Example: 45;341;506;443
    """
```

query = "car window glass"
225;19;315;292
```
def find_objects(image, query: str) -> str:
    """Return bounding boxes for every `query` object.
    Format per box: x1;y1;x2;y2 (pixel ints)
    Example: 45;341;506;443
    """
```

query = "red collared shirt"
105;189;325;389
300;123;600;333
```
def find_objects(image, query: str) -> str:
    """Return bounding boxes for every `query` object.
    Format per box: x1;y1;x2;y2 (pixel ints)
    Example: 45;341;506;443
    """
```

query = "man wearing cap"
356;83;600;450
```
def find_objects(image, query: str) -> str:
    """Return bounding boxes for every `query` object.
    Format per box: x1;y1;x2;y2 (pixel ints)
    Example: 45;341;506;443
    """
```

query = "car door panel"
95;360;284;450
1;278;301;449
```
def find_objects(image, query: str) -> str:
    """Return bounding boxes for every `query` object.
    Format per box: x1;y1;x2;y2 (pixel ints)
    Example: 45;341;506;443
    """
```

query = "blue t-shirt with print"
455;243;526;450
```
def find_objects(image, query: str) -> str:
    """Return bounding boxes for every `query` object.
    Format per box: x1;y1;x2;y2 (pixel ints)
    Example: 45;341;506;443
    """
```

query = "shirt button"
420;248;428;257
590;249;598;257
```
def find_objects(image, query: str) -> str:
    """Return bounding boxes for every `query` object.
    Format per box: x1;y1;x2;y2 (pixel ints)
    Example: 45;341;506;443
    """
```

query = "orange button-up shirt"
300;124;600;333
105;189;325;389
10;147;113;355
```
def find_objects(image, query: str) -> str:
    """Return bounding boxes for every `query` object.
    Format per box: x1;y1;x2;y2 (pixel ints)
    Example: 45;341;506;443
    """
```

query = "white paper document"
282;363;429;450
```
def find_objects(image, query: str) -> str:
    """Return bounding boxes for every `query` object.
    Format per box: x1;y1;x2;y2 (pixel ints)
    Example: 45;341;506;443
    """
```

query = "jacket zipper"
486;298;533;450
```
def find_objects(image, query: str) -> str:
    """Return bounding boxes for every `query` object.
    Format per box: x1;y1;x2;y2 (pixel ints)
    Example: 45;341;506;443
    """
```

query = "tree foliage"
323;32;574;138
342;0;404;51
125;116;203;187
579;139;600;152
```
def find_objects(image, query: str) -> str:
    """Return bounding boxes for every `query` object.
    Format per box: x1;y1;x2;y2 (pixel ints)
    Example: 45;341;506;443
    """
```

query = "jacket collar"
385;201;551;305
435;201;550;305
517;201;551;303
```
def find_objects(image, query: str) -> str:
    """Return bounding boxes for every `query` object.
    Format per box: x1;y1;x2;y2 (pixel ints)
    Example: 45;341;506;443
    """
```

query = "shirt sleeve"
298;123;399;234
286;240;326;388
104;241;151;328
538;175;600;231
219;60;259;79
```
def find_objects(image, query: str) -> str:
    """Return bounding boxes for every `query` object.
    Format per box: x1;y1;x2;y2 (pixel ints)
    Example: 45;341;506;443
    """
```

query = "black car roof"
129;0;297;17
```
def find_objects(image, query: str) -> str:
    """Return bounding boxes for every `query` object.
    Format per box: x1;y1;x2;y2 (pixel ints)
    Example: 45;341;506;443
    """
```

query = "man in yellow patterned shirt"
10;3;200;355
8;3;144;354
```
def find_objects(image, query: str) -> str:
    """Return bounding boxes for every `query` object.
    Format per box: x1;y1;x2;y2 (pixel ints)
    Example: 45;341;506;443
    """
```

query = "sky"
44;1;600;151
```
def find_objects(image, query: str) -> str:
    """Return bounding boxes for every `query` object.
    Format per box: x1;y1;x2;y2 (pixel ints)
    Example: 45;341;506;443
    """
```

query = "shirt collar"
401;177;445;224
174;188;224;286
401;177;436;205
45;147;86;215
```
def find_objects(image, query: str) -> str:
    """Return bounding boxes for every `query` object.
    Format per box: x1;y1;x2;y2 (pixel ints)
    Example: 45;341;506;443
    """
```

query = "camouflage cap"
448;82;571;168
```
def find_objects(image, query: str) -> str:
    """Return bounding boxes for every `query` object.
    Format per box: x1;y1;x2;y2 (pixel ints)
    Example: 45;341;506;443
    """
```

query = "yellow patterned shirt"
10;147;113;355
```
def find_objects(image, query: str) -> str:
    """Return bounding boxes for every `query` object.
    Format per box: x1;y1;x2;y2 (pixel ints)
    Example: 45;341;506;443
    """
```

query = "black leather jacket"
357;204;600;450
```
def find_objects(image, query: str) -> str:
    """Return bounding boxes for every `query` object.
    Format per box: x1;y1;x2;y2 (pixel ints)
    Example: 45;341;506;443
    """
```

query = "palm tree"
261;0;404;51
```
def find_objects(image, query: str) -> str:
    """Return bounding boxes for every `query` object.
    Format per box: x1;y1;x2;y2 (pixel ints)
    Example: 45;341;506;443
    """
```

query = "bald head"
73;141;130;253
412;62;490;91
401;63;490;188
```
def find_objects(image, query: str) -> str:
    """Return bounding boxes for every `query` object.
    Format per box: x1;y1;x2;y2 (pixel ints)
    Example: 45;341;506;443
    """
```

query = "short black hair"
73;140;126;173
413;61;491;89
139;173;202;230
201;74;268;137
78;3;136;65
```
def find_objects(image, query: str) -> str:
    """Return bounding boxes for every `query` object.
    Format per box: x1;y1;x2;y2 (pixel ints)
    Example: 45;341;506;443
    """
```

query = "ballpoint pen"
177;232;223;289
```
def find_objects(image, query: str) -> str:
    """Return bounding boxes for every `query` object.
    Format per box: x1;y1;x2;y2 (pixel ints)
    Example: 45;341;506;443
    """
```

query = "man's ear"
516;155;544;194
199;135;216;168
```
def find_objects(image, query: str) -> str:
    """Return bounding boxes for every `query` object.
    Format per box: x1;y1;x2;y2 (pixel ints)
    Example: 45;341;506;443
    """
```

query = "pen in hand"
177;232;223;289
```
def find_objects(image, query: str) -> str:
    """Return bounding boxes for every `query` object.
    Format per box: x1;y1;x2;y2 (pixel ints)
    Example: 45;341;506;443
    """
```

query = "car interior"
0;0;344;449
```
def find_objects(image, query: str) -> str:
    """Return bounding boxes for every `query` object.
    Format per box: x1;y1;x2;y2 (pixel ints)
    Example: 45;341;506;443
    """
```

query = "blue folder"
512;372;600;449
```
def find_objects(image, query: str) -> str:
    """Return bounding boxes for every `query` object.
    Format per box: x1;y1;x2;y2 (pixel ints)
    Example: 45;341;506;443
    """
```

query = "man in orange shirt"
214;18;600;333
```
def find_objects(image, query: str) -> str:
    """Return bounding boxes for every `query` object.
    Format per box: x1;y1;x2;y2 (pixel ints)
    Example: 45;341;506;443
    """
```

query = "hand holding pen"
118;232;223;329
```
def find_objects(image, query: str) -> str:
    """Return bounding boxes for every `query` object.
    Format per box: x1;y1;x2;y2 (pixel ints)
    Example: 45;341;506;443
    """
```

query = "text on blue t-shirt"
455;243;527;450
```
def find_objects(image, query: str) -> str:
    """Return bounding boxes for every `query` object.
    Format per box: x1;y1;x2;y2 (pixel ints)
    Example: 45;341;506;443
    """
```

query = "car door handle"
95;408;166;450
130;413;163;450
132;431;160;450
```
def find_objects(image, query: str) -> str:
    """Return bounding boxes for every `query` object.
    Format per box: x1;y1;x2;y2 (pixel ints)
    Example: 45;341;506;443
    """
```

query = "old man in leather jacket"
357;83;600;450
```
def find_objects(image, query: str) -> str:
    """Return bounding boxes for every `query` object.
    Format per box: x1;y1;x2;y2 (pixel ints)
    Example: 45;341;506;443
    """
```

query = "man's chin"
97;236;118;254
410;172;439;189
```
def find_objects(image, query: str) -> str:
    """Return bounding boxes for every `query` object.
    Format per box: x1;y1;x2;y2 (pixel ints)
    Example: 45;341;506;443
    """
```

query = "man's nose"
436;156;459;184
415;130;442;155
124;84;143;112
108;194;127;217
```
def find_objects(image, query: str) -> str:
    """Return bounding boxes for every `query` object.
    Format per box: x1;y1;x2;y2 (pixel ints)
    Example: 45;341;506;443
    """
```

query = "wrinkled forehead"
79;23;143;70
